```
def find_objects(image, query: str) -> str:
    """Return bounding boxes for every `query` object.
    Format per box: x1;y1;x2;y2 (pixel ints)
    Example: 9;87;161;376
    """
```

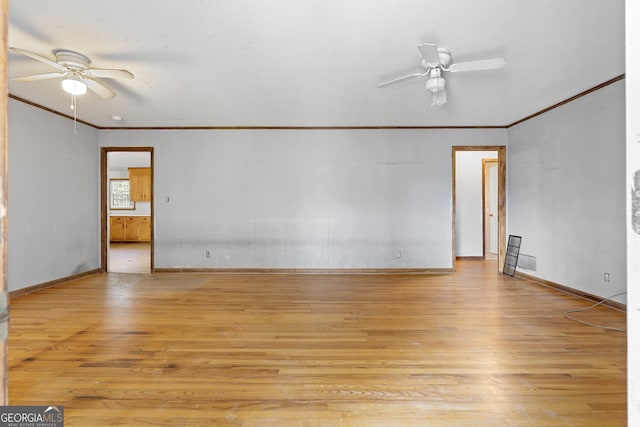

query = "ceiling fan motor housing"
420;47;451;69
54;49;91;71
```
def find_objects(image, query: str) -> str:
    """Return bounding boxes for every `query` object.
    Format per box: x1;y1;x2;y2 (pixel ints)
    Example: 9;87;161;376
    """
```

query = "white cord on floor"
563;292;627;332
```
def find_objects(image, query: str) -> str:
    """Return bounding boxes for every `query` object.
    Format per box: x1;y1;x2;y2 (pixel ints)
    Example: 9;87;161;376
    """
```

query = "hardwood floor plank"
8;261;626;426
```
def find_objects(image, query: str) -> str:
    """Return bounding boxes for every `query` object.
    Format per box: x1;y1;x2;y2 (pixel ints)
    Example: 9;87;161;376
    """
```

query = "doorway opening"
452;146;506;272
101;147;154;273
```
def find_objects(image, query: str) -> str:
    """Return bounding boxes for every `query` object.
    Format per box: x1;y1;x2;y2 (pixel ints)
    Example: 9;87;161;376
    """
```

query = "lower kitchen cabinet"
110;216;151;242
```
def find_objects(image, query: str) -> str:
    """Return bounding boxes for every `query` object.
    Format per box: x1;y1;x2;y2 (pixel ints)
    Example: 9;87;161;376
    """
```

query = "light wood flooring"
109;242;151;273
8;261;626;426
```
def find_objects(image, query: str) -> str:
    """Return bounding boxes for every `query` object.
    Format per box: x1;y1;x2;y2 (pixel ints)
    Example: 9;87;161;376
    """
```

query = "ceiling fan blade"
13;72;67;82
448;57;506;73
377;72;426;88
9;47;67;71
417;43;441;66
83;68;134;79
84;77;116;98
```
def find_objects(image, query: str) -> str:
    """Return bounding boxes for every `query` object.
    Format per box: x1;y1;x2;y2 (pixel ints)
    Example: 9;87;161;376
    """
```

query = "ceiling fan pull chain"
71;94;78;135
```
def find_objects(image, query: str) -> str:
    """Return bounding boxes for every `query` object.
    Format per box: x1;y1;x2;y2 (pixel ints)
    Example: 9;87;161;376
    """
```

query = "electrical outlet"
205;250;211;258
604;272;611;282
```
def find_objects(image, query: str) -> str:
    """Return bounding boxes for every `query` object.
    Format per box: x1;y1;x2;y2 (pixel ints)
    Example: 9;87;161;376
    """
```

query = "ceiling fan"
378;43;505;106
9;47;134;99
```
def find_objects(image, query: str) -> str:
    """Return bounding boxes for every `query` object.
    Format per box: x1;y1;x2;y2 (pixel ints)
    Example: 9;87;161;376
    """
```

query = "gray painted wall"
508;80;626;303
100;128;507;269
8;99;100;292
11;78;624;294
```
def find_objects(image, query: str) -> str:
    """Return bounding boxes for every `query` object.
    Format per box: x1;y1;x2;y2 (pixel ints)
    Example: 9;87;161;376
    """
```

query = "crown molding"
506;74;625;128
8;94;99;129
9;74;625;131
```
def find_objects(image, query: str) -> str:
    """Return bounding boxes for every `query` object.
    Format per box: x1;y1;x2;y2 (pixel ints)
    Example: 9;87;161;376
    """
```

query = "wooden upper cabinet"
129;167;151;202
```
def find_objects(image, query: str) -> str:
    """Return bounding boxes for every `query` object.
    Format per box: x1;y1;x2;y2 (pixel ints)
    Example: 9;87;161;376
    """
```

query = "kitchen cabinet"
125;217;139;241
110;216;125;241
138;216;151;241
110;216;151;242
129;167;151;202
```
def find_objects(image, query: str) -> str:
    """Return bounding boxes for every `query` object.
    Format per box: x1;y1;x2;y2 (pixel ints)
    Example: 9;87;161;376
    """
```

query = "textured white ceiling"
8;0;625;128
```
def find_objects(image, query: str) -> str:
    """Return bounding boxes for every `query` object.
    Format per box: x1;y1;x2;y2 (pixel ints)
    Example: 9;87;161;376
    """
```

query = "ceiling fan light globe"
62;78;87;95
425;76;445;93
